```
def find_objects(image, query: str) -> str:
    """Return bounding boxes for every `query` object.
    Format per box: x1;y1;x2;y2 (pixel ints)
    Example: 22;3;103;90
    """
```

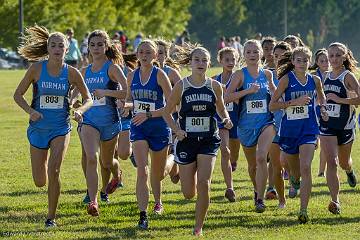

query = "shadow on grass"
0;189;46;197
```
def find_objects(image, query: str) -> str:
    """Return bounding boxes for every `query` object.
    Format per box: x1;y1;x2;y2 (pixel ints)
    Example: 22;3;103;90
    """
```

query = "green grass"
1;69;360;239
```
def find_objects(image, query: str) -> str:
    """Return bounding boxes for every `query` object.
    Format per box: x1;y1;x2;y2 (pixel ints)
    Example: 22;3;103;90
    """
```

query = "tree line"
1;0;359;58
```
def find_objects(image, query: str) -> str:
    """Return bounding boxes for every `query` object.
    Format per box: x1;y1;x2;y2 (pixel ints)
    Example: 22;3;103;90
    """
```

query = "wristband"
146;110;152;118
222;118;230;124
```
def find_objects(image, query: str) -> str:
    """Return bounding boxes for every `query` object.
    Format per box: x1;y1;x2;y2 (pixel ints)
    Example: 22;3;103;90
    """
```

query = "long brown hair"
18;25;68;61
308;48;327;71
88;30;124;66
155;38;180;71
277;46;312;79
328;42;358;73
175;42;210;66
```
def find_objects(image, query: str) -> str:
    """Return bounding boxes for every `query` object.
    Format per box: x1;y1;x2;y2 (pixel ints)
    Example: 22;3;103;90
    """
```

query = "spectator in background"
255;32;263;41
234;36;244;58
133;33;143;52
118;31;128;53
175;30;189;46
218;36;226;50
80;32;89;66
65;28;82;68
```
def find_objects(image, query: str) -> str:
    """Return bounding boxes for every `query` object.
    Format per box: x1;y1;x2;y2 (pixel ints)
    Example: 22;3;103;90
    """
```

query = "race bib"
246;100;267;114
185;117;210;132
286;105;309;120
92;94;106;106
226;102;234;112
325;104;340;118
134;100;155;114
40;95;64;109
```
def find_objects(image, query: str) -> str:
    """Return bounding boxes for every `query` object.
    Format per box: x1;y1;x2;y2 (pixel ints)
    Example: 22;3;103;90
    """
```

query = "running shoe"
106;177;120;194
193;228;203;236
82;190;90;205
255;199;266;213
318;172;325;177
87;201;99;216
346;170;357;188
138;215;148;230
153;202;164;215
328;200;341;214
45;219;56;228
100;191;110;203
278;202;286;209
283;170;289;180
231;162;237;172
265;187;278;200
298;209;309;224
225;188;236;202
130;153;137;168
288;184;298;198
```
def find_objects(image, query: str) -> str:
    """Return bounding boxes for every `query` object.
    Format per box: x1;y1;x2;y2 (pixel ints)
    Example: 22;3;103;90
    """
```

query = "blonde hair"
240;39;263;67
18;25;68;61
137;39;158;54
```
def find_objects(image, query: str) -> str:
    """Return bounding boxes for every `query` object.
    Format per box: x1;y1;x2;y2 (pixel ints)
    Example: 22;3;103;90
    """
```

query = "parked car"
0;48;23;68
0;58;12;69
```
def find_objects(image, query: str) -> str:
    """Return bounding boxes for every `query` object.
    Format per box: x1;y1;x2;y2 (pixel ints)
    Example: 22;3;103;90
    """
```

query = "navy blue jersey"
82;61;120;126
238;67;273;129
178;77;218;138
130;66;168;135
214;73;240;126
279;71;319;137
320;70;356;130
30;60;70;129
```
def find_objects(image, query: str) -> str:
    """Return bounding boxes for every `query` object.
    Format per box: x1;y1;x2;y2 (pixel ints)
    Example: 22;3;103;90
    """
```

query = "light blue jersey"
238;67;273;129
30;60;71;130
82;61;120;126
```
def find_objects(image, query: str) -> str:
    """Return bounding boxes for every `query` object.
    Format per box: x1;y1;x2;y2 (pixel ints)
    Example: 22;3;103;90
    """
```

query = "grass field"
1;69;360;239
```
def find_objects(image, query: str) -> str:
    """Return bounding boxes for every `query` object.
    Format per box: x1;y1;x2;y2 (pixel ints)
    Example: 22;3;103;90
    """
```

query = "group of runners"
13;25;359;236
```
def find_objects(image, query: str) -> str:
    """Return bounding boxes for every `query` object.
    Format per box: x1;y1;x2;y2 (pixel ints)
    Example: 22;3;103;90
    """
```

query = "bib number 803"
45;96;59;103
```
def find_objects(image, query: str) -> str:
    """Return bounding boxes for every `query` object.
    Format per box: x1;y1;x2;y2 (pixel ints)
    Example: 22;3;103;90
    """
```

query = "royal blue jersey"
238;67;273;129
279;71;319;137
30;60;71;130
163;65;171;76
316;69;324;82
82;61;120;126
130;66;168;135
320;70;356;130
178;77;218;138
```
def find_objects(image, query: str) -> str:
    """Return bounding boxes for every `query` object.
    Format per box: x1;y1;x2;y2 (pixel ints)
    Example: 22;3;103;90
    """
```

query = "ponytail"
175;42;210;66
18;25;68;61
277;51;294;79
